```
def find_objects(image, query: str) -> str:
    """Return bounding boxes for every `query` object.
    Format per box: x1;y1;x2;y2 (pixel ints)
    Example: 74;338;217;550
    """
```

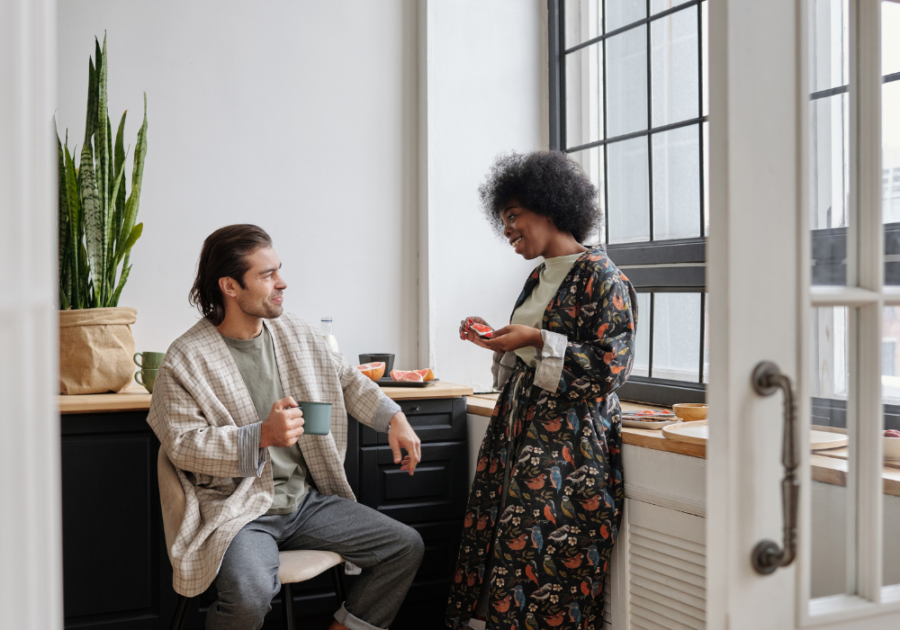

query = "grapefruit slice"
470;323;493;338
390;370;424;382
356;362;386;381
415;368;435;382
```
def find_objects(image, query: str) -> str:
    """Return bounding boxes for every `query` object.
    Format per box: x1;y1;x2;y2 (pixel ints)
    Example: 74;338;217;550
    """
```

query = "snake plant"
57;33;147;309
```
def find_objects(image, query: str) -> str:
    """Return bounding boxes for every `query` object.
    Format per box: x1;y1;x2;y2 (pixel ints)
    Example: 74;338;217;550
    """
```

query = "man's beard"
237;293;283;320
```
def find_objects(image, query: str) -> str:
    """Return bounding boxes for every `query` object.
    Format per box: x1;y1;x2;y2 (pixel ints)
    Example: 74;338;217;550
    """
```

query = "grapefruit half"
390;370;424;382
356;362;386;381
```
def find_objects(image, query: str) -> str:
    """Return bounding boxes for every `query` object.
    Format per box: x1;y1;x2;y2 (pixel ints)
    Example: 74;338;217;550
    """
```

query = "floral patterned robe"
445;246;637;630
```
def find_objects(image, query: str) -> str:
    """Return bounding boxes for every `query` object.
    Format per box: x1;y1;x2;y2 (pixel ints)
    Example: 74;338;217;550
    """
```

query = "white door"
708;0;900;627
0;1;63;629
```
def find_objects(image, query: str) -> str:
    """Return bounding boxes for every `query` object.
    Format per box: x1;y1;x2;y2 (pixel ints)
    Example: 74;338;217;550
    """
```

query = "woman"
445;151;637;630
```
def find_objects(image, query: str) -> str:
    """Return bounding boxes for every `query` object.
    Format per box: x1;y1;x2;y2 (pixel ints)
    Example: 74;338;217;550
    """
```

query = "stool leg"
170;594;189;630
331;564;347;605
282;582;295;630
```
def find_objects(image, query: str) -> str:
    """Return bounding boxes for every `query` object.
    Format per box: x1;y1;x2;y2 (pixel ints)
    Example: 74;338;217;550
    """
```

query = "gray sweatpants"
206;489;424;630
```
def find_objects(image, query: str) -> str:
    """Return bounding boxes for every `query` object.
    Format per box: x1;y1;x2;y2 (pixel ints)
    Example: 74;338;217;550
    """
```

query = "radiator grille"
628;523;706;630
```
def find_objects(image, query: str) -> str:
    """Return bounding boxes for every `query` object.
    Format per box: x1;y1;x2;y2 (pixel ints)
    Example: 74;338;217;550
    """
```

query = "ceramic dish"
376;378;439;388
622;418;679;430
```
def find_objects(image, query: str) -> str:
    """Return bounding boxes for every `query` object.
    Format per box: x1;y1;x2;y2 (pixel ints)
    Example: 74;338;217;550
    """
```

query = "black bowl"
359;353;394;374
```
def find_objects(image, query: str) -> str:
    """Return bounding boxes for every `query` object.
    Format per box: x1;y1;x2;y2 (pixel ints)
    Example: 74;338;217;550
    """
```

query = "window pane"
810;94;849;286
569;147;606;243
633;292;651;376
884;82;900;283
881;306;900;588
702;294;708;383
702;0;709;117
651;6;699;126
650;0;681;14
606;26;648;137
703;120;709;234
810;0;849;93
565;0;602;47
606;0;646;32
883;1;900;77
652;124;701;240
608;137;650;243
651;293;700;382
809;306;854;599
566;44;604;148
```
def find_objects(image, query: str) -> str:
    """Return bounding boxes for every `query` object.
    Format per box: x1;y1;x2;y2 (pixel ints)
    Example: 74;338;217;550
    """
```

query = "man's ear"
219;276;239;299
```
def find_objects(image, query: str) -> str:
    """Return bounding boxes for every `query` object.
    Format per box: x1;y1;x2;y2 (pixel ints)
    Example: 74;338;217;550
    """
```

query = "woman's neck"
542;234;588;259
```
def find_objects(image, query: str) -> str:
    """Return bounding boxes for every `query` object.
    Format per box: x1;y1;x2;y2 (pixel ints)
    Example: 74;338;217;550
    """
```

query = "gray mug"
298;401;332;435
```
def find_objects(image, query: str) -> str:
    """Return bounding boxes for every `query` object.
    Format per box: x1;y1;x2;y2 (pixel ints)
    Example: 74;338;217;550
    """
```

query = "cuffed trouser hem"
334;603;386;630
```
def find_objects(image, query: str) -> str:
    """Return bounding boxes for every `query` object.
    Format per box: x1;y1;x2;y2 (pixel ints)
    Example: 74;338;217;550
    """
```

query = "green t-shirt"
510;251;583;367
221;326;311;514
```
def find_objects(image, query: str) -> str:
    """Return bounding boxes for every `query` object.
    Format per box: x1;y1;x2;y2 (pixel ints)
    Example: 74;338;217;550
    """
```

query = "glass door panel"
882;306;900;588
810;307;856;598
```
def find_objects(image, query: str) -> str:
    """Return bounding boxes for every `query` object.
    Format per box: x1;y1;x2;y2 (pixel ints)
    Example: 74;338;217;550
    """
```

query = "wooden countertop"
59;381;474;415
466;396;900;497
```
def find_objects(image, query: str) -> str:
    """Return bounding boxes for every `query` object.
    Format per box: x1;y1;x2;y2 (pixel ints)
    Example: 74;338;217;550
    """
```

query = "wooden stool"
158;447;345;630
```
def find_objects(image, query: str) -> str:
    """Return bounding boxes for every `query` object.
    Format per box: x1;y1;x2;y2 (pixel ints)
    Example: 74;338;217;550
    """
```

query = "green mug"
134;351;166;369
298;401;332;436
135;368;159;394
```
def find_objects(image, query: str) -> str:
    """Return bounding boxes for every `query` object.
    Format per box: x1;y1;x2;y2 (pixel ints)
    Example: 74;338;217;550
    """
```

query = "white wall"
57;0;546;389
57;0;420;368
422;0;546;391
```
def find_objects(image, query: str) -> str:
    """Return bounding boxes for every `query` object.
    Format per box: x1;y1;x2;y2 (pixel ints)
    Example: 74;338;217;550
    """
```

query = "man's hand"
388;412;422;475
259;397;305;448
481;324;544;353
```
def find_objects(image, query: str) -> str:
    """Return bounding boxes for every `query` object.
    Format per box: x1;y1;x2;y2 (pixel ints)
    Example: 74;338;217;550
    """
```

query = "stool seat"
278;549;344;584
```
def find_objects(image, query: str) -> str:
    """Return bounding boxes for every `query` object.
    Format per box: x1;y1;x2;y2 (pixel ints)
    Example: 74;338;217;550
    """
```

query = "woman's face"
500;203;555;260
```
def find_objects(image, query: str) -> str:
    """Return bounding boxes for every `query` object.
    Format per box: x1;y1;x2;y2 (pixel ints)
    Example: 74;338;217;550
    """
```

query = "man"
147;224;424;630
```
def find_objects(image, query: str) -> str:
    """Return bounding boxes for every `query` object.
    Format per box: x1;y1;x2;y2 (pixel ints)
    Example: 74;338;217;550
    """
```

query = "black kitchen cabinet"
60;396;468;630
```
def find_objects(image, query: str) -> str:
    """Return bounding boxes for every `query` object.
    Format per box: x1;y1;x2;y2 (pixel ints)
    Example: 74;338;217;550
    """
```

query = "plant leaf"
120;93;147;249
106;148;127;289
79;142;103;307
108;263;131;308
114;110;127;245
114;222;142;269
65;145;82;309
57;132;70;308
83;58;97;148
96;33;110;304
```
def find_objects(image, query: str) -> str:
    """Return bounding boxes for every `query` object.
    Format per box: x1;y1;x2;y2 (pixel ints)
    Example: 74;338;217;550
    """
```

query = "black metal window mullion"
699;292;706;382
648;292;655;378
602;1;610;244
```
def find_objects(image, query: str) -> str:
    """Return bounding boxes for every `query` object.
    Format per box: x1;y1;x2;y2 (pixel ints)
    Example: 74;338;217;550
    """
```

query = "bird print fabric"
445;246;637;630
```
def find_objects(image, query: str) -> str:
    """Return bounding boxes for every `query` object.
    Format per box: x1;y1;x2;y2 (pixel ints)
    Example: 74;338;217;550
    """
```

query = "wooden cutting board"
661;420;850;450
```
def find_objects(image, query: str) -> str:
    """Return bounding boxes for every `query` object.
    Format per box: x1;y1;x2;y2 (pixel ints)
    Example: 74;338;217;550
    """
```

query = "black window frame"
548;0;709;406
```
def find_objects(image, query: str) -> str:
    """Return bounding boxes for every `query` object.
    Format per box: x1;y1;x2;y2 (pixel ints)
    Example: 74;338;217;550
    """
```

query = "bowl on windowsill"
672;403;708;422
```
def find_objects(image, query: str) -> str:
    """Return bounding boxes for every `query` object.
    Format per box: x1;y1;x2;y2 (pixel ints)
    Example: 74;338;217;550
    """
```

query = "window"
809;0;900;436
548;0;709;404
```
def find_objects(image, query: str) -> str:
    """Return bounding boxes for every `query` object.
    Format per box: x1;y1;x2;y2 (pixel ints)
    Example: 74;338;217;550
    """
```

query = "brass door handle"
750;361;799;575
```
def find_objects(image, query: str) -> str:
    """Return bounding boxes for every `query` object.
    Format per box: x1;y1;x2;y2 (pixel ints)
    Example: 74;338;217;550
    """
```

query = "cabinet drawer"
359;441;468;523
361;397;466;446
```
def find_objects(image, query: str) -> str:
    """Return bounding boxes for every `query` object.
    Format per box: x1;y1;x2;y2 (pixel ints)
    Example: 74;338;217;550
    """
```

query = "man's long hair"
189;224;273;326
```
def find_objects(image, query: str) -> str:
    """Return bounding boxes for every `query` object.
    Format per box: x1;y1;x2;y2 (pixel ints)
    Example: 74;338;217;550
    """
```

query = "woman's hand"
481;325;544;353
460;316;493;349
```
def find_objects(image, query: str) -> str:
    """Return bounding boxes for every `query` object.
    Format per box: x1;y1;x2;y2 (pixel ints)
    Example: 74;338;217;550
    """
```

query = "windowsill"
466;395;900;497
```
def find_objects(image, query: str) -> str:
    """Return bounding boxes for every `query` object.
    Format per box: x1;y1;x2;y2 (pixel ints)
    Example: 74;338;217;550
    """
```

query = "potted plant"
57;33;148;395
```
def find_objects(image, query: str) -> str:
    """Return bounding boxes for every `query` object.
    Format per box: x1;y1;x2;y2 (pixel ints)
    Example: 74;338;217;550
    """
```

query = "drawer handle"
408;405;421;412
750;361;799;575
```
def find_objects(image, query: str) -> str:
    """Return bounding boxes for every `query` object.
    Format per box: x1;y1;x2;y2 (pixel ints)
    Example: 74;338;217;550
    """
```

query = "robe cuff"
534;330;567;393
373;397;401;434
238;423;266;478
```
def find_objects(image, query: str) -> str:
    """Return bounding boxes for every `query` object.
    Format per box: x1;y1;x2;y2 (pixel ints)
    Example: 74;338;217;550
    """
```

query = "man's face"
233;247;287;319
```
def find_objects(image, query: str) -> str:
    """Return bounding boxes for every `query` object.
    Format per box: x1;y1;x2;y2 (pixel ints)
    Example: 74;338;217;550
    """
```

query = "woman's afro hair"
479;150;600;243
